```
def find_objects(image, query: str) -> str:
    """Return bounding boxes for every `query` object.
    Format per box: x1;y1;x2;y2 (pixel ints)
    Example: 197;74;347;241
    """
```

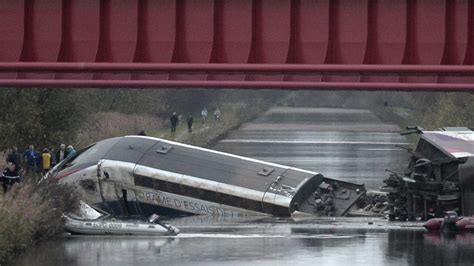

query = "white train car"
48;136;365;217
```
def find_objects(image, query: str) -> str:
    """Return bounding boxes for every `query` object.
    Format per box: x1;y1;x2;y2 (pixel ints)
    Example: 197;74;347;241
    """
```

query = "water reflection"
213;107;410;189
385;231;474;266
13;237;178;266
12;224;474;265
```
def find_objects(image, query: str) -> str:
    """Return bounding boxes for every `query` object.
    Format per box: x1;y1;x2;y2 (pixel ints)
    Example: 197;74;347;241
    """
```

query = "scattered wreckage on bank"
381;127;474;221
46;136;365;218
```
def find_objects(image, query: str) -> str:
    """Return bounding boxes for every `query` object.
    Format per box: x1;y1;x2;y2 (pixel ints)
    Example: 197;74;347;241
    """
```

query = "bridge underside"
0;0;473;91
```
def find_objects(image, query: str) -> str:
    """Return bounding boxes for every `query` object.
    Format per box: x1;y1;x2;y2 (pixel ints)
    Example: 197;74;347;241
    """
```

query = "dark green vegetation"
0;88;284;151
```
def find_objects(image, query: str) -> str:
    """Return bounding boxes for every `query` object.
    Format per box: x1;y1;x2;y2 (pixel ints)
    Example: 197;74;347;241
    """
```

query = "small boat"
423;211;474;232
64;215;179;236
64;201;179;236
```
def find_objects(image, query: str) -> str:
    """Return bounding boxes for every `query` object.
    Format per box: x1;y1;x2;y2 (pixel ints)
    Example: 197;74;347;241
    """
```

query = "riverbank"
149;101;270;148
0;180;78;264
0;101;271;265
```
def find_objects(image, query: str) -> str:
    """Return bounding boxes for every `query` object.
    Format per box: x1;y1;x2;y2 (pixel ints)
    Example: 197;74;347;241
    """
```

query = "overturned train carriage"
48;136;365;217
383;128;474;221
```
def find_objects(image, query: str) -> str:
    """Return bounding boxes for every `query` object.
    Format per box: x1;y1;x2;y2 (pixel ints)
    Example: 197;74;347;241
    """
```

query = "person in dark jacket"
6;146;21;169
187;115;193;133
55;143;68;164
22;145;40;178
1;162;20;193
170;112;178;133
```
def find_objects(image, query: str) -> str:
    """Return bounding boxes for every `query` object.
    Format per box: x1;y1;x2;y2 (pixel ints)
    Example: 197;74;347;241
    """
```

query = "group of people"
201;107;221;124
170;108;222;134
1;143;77;193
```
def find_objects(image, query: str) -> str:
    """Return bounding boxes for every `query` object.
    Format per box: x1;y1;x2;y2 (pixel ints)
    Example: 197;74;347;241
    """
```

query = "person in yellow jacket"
41;148;52;176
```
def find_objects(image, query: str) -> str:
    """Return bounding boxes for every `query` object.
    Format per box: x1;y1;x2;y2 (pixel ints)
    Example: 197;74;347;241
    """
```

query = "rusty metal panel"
401;0;446;83
362;0;406;82
94;0;138;81
0;0;24;79
172;0;214;63
211;0;252;64
0;79;473;91
133;0;176;81
19;0;62;80
465;0;474;65
439;0;473;84
247;0;291;81
56;0;100;80
0;0;472;90
171;0;214;81
0;0;24;62
286;0;329;82
324;0;368;82
209;0;252;81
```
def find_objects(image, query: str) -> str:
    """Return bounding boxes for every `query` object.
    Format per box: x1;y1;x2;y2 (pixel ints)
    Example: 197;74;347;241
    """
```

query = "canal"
11;107;474;265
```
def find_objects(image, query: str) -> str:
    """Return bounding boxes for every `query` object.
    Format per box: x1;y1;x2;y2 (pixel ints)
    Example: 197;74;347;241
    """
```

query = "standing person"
66;145;76;159
214;108;221;123
1;162;20;193
201;108;208;124
187;115;193;133
22;145;40;178
41;148;52;175
49;147;57;167
55;143;68;164
170;112;178;133
6;146;21;170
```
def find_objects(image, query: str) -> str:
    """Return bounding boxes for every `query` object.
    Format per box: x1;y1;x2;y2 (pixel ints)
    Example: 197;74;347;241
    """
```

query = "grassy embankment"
148;102;266;147
75;102;267;149
0;179;78;264
75;112;164;148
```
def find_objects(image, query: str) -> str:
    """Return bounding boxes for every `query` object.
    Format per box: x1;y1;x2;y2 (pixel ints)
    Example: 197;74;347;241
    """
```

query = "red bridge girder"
0;0;473;91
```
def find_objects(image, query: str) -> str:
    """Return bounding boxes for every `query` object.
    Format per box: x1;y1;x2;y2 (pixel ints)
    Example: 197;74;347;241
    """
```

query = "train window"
52;138;120;178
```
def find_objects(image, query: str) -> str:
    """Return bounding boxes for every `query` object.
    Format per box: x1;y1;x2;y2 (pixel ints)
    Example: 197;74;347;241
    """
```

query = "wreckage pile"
355;193;389;215
379;127;474;221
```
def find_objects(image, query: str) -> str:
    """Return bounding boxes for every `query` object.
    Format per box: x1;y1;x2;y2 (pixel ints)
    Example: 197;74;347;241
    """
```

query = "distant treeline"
0;88;285;151
1;88;471;152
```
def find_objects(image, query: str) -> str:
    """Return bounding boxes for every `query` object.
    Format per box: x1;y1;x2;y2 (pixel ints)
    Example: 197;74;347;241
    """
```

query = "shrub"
0;178;79;264
75;112;163;148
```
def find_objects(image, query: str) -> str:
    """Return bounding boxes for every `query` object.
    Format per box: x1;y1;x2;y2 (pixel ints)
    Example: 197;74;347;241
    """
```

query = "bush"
0;179;79;264
75;112;164;148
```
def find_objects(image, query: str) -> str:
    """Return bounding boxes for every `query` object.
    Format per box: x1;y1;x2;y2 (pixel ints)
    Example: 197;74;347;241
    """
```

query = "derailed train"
382;127;474;221
46;136;365;217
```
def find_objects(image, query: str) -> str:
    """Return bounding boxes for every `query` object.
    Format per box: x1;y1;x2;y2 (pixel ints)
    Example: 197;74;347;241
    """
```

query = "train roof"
420;129;474;159
93;135;320;193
